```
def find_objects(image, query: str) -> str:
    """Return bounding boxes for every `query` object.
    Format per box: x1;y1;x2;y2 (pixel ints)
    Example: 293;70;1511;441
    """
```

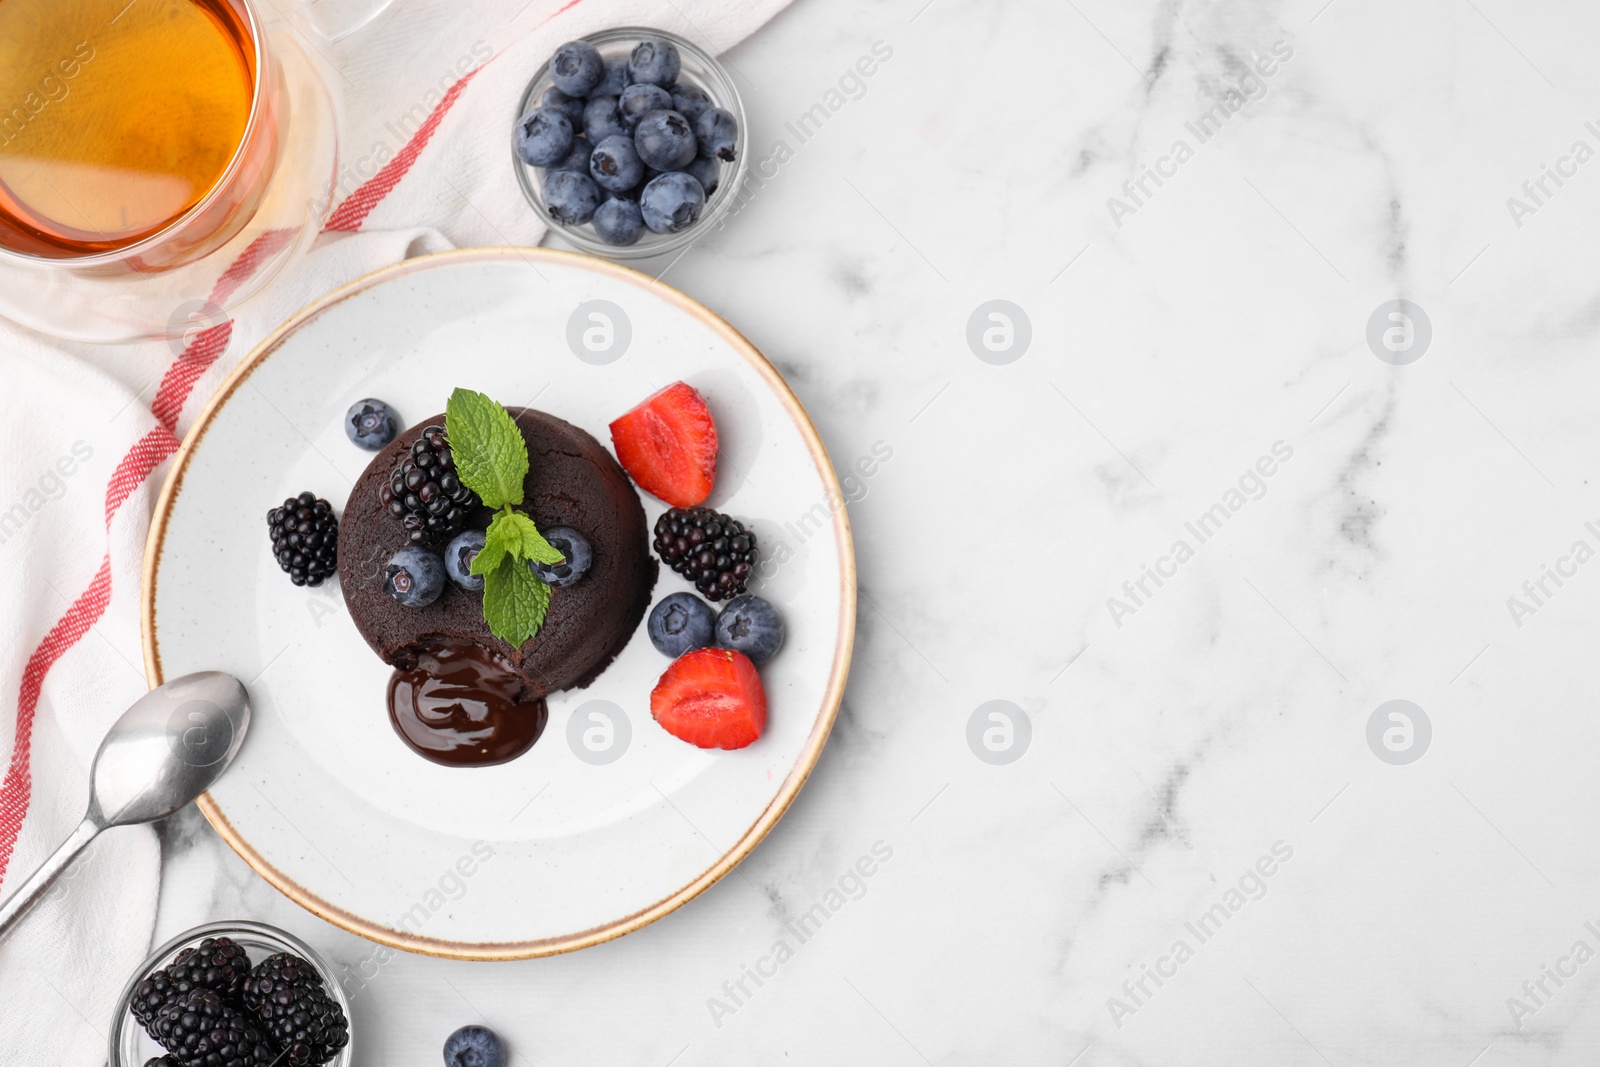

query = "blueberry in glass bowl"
513;27;749;260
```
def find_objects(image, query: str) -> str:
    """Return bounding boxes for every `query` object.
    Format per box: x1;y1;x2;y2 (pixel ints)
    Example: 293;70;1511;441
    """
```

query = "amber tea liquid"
0;0;258;258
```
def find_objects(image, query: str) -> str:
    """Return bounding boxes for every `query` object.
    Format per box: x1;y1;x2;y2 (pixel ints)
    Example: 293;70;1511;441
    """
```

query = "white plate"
142;248;855;958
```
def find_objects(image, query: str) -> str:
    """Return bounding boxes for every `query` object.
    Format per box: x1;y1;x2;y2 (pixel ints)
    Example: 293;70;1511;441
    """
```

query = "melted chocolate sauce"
387;640;547;767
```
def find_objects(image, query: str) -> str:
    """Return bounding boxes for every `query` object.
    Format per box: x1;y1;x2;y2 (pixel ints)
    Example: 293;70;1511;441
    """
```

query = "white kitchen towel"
0;0;790;1061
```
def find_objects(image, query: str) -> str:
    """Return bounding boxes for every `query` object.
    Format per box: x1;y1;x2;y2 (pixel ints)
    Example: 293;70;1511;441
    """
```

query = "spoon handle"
0;816;102;941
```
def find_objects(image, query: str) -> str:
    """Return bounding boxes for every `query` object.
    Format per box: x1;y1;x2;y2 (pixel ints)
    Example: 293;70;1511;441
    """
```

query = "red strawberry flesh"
650;647;766;749
609;381;717;507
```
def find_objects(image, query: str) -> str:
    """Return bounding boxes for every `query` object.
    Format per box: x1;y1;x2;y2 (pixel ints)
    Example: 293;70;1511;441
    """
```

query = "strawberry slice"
609;381;718;507
650;648;767;750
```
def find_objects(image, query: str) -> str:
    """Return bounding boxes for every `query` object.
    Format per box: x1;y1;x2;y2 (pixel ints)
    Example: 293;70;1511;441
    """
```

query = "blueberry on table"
514;107;574;167
628;38;681;87
592;56;630;98
550;135;593;175
695;107;738;161
619;83;672;128
633;109;697;171
581;94;627;145
531;526;592;587
444;1025;507;1067
593;198;645;245
344;398;398;450
384;546;444;607
682;155;722;198
444;529;486;592
671;83;713;123
715;594;785;664
550;40;604;96
649;591;717;657
542;169;601;224
540;86;585;128
640;171;706;233
589;134;644;193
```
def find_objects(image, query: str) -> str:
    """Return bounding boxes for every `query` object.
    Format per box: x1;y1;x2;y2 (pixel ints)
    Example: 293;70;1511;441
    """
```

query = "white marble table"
157;0;1600;1063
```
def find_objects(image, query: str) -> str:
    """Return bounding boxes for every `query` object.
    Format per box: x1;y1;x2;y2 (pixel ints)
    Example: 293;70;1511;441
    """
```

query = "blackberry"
145;1057;182;1067
241;952;350;1067
267;493;338;587
132;937;252;1035
653;507;758;601
379;425;479;545
169;936;253;1001
132;970;183;1034
150;989;277;1067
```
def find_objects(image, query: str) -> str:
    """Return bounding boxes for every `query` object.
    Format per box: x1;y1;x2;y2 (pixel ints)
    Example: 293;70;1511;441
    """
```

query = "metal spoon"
0;671;250;941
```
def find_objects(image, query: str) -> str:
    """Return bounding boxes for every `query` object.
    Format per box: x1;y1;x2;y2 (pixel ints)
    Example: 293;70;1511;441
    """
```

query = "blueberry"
610;167;656;201
592;56;630;98
550;135;593;174
618;83;672;129
671;83;713;123
628;38;681;87
589;134;644;193
384;547;445;608
581;95;627;145
542;170;601;224
514;107;574;167
682;155;722;198
633;110;697;171
640;171;706;233
593;198;645;246
344;398;398;450
714;595;785;664
540;87;585;128
550;40;604;97
695;107;738;161
443;1025;506;1067
444;529;486;592
648;592;717;657
531;526;592;587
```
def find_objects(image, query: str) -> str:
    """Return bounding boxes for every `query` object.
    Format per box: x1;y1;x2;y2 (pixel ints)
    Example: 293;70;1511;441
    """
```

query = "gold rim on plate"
140;247;857;960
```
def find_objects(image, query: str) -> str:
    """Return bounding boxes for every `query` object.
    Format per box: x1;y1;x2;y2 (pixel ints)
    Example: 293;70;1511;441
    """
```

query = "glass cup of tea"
0;0;347;343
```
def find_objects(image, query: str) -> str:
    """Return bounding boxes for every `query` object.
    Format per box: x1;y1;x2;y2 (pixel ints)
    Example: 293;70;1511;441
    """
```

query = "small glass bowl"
109;920;353;1067
513;27;750;260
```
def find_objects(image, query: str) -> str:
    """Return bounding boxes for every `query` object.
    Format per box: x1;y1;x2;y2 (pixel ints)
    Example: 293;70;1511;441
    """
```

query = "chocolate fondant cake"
338;408;656;696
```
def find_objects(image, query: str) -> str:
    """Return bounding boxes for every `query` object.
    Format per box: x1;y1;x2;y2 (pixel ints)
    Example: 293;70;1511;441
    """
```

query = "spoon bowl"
89;671;249;827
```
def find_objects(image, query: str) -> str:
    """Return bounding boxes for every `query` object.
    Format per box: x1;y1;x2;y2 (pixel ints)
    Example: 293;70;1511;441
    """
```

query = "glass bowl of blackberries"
110;921;352;1067
513;27;749;259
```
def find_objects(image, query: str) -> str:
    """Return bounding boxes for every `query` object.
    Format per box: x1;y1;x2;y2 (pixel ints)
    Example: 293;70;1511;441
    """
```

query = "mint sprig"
446;387;564;646
480;553;551;647
446;388;528;509
489;510;566;567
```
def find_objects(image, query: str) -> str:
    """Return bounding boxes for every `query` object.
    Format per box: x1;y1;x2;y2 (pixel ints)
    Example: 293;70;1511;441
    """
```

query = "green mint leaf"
469;514;514;577
446;388;528;510
472;508;563;575
496;510;567;566
481;554;551;646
